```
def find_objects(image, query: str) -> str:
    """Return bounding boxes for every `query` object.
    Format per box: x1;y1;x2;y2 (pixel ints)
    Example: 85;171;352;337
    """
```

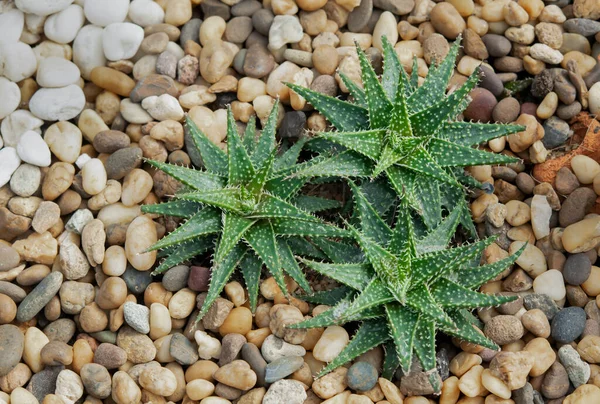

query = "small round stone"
346;361;378;392
563;254;592;286
552;307;587;344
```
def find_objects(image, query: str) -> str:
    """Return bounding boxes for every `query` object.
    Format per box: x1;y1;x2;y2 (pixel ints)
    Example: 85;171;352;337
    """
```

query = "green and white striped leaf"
185;115;228;175
145;159;225;190
148;207;221;251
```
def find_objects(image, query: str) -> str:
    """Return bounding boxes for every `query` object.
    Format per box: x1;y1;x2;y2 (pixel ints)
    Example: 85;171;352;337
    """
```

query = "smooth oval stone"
169;333;199;365
242;343;267;387
27;365;64;401
551;306;587;343
346;361;378;392
0;324;24;377
162;265;190;292
563;253;592;286
122;265;152;294
264;356;304;383
0;281;27;302
43;318;76;343
16;271;63;322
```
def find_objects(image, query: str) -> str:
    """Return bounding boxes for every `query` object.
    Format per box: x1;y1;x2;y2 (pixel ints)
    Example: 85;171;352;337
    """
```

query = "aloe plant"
142;104;347;319
287;36;524;233
292;182;524;392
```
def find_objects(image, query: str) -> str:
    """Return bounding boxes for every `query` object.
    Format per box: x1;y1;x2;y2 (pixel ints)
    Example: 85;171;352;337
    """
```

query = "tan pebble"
440;376;460;404
96;276;128;310
563;217;600;254
125;215;157;271
23;326;49;373
102;245;127;276
524;338;556;376
220;307;253;336
112;371;142;404
168;288;196;319
185;360;219;383
186;379;216;400
90;67;136;98
450;352;483;377
312;326;349;363
312;367;347;399
378;377;404;404
10;387;38;404
139;366;178;396
459;365;488;397
213;360;256;391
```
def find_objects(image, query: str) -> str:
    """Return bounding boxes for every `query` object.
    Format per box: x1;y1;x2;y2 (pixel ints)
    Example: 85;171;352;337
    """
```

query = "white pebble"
590;82;600;116
17;131;51;167
81;158;107;196
15;0;75;16
128;0;165;27
195;331;222;360
530;194;552;240
120;98;153;124
0;148;21;188
73;25;107;80
84;0;129;27
0;110;44;147
0;78;20;120
141;94;185;121
533;269;566;301
312;326;350;363
44;4;85;44
269;15;304;50
102;22;144;61
44;121;83;164
36;57;81;88
29;85;86;121
0;41;37;82
75;154;92;169
0;9;25;43
55;369;84;404
529;43;563;65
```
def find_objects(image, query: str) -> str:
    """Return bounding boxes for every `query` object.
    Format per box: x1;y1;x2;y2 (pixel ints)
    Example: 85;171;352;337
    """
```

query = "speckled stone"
346;361;378;392
169;333;199;365
563;253;592;286
551;306;587;343
264;356;304;383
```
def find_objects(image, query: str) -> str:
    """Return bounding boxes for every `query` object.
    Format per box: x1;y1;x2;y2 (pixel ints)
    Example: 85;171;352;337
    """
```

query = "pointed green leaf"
286;83;369;131
335;278;394;323
214;213;256;262
381;36;401;101
382;340;401;380
428;138;519;167
432;278;516;309
226;108;255;185
358;178;397;217
141;200;200;218
339;72;367;107
410;56;419;90
197;244;246;320
416;205;461;254
385;303;418;373
247;149;275;197
298;286;353;306
444;122;525;146
318;320;391;377
148;207;221;251
242;115;257;155
185;115;228;175
241;252;262;312
356;43;393;129
406;284;455;329
265;174;307;201
271;219;350;238
444;309;498;350
273;137;307;173
415;179;441;229
146;159;225;190
177;188;243;213
292;195;342;212
458;243;524;289
413;317;440;392
319;129;385;160
244;221;288;296
251;194;319;221
279;239;312;293
349;180;392;246
292;151;374;178
398;146;459;186
252;100;278;169
311;238;364;264
287;236;327;260
152;236;215;275
300;258;373;290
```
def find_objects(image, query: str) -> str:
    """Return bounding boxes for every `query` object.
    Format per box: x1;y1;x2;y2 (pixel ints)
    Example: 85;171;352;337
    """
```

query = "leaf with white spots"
147;207;221;251
185;115;228;175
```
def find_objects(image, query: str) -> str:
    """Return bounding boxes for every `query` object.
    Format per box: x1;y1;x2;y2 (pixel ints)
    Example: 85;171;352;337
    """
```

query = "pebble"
430;3;465;39
346;361;378;392
112;370;142;404
117;326;157;364
0;148;21;188
44;121;83;164
265;356;304;383
10;164;41;197
0;325;24;377
139;366;178;396
542;116;570;148
552;306;587;343
542;361;570;399
55;369;84;404
564;253;592;286
142;94;185;121
263;379;307;404
0;78;21;120
80;363;111;399
558;344;591;387
16;131;51;167
16;271;62;322
29;85;86;122
123;302;150;334
195;330;222;360
130;74;179;103
313;326;349;363
590;82;600;115
36;57;80;88
170;333;200;365
44;4;85;44
102;22;145;61
523;296;557;320
0;42;37;83
129;0;165;27
564;18;600;37
214;360;257;390
269;15;304;49
0;246;20;272
188;266;211;292
242;343;267;386
484;315;525;345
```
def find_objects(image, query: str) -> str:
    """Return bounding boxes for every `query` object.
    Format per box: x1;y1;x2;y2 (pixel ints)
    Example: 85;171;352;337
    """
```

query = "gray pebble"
263;379;306;404
242;342;267;387
123;302;150;334
0;324;24;377
169;333;199;365
346;361;378;392
162;265;190;292
80;363;112;399
558;344;590;388
0;281;26;302
232;0;262;16
252;8;274;36
563;18;600;37
563;253;592;286
43;318;76;343
261;334;306;363
348;0;373;32
557;101;582;120
265;356;304;383
482;34;512;57
26;365;64;401
279;111;306;138
201;0;230;20
122;265;152;294
180;18;202;46
156;51;178;79
10;164;41;197
513;382;534;404
17;271;63;322
65;208;94;234
105;147;143;180
551;306;586;343
523;294;560;320
219;333;247;366
542;116;570;149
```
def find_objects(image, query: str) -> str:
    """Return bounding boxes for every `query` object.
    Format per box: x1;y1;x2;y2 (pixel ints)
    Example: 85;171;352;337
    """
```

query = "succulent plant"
142;104;348;319
287;36;524;233
291;181;524;392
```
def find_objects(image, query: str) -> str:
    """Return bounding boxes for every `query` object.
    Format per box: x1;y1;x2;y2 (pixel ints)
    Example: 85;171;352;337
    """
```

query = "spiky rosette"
142;103;347;320
287;36;525;233
291;182;524;393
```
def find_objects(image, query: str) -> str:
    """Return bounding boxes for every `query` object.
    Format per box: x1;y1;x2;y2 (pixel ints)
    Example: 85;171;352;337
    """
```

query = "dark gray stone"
242;342;267;387
169;333;199;365
523;294;560;320
122;265;152;294
563;253;592;286
43;318;76;343
564;18;600;37
482;34;512;57
16;271;63;322
27;365;64;401
0;325;24;377
180;18;202;46
219;333;247;366
542;116;570;149
265;356;304;383
279;111;306;138
346;361;378;392
162;265;190;292
105;147;143;180
252;8;274;36
231;0;262;16
513;382;534;404
201;0;230;19
551;306;587;343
